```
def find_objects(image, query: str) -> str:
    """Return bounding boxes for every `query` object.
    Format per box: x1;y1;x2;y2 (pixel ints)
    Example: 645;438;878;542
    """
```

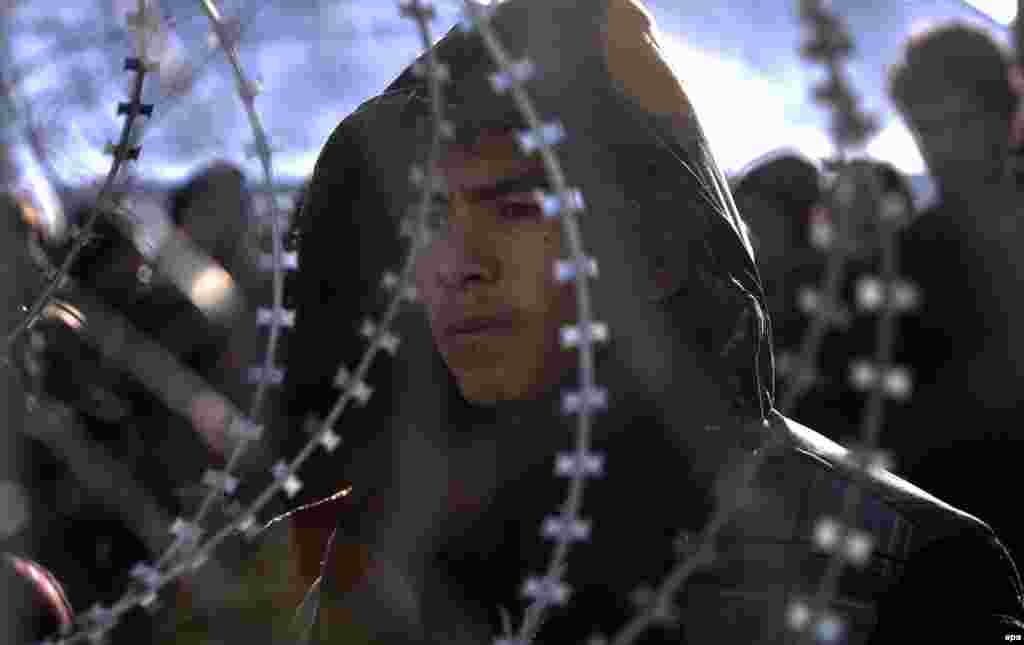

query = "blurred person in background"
168;160;264;303
887;19;1024;566
0;185;197;644
888;21;1024;399
165;160;276;450
733;153;921;453
4;160;273;644
889;21;1017;202
0;175;153;645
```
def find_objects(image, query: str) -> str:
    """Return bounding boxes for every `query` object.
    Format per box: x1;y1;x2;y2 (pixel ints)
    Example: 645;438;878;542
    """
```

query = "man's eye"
498;202;541;219
496;192;542;219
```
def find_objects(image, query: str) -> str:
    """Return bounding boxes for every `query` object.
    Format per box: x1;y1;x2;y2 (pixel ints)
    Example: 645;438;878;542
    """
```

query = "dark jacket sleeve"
869;530;1024;643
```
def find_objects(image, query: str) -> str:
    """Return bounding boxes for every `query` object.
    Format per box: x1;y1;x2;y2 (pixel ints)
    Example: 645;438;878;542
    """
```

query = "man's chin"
456;378;528;406
453;365;562;406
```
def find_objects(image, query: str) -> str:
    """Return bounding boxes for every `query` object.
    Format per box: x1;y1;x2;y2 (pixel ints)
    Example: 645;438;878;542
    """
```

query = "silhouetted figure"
168;160;263;298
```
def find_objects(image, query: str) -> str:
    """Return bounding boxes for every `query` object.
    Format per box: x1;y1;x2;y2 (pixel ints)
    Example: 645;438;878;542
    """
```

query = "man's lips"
441;315;519;341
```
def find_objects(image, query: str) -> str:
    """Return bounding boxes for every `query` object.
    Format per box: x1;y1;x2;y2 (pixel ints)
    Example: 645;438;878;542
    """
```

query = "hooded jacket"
240;1;1024;644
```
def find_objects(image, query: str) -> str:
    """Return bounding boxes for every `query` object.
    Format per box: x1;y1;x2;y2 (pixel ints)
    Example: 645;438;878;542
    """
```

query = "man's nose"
434;201;496;290
435;227;494;290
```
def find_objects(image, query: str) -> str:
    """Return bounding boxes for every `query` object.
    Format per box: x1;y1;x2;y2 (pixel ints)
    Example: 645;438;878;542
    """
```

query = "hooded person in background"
732;154;921;451
168;160;264;301
192;1;1024;644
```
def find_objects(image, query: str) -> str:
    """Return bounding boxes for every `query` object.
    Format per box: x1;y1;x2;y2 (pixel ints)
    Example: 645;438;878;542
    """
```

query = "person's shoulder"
768;414;1024;637
774;414;997;546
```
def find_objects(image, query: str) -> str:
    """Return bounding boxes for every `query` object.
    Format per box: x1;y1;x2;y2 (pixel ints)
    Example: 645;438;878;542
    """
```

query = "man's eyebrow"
468;171;553;201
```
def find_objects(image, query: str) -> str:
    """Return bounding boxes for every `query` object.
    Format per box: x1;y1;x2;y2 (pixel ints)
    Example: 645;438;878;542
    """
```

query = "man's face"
908;91;1010;187
413;130;578;405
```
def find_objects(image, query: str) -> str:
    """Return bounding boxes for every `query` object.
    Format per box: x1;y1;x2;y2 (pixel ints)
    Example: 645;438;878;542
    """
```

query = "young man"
253;1;1024;644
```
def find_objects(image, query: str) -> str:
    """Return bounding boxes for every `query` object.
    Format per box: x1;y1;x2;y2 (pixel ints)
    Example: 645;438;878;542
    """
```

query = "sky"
964;0;1017;24
1;0;1016;198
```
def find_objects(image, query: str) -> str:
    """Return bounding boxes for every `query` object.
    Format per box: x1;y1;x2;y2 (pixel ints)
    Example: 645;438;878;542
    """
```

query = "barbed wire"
15;2;934;645
776;0;881;414
15;0;297;641
442;2;607;643
0;12;119;188
3;0;155;355
1;0;272;191
792;168;914;645
787;2;916;643
129;0;281;157
23;0;602;642
146;0;289;571
596;3;921;645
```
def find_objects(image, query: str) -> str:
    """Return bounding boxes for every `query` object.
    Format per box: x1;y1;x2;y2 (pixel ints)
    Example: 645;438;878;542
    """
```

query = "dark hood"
294;0;771;404
284;0;777;582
